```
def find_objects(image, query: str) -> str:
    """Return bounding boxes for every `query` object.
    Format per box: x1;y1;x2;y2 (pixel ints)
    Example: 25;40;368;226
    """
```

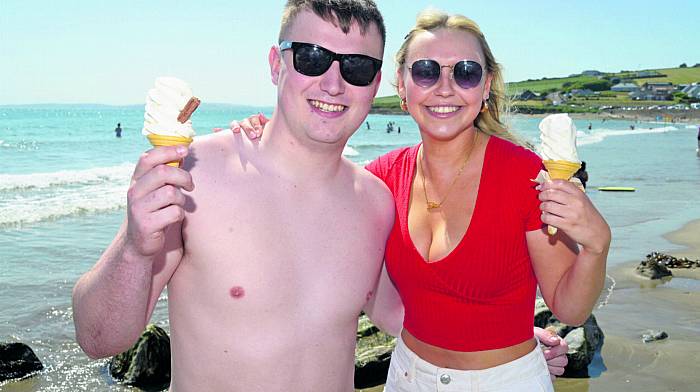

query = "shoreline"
555;217;700;391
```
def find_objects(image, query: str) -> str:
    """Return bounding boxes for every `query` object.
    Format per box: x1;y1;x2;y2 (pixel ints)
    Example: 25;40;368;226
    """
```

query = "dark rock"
641;252;700;274
534;298;605;378
109;324;171;392
641;330;668;343
562;328;592;378
354;315;396;389
636;254;673;279
0;342;43;382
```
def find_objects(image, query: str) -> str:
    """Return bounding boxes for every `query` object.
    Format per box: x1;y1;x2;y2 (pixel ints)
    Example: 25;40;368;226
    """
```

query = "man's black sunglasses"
279;41;382;87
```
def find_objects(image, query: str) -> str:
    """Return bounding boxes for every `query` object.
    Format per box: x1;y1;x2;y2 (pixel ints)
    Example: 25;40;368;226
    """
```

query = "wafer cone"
146;134;193;167
543;160;581;235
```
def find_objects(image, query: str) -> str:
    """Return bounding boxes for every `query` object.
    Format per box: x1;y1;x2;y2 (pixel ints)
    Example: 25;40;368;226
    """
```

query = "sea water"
1;104;699;390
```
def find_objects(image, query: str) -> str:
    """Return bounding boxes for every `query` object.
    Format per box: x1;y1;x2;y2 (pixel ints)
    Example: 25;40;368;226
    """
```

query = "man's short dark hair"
279;0;386;47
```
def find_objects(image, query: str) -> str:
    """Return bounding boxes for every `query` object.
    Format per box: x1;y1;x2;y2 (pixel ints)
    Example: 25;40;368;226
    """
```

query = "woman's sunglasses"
279;41;382;87
408;59;483;89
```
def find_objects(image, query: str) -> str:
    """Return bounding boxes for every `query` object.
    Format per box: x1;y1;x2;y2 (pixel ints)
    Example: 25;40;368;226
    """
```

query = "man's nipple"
229;286;245;299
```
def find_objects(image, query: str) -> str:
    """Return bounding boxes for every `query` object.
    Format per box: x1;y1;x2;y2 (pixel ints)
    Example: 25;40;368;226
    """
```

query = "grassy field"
641;67;700;84
506;76;600;94
506;66;700;94
372;95;401;111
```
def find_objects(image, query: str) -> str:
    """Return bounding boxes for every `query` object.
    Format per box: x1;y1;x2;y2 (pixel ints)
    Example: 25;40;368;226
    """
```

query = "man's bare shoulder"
184;131;254;174
345;160;395;225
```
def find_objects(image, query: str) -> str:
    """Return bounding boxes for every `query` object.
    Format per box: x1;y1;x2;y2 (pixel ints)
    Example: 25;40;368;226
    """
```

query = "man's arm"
72;146;193;358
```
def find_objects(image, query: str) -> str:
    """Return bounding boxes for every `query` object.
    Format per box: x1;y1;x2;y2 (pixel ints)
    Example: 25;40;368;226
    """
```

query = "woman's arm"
529;179;611;326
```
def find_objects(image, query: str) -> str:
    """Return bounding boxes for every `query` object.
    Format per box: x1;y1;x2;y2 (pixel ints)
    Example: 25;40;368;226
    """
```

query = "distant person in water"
630;124;635;130
573;161;588;189
114;123;122;138
587;122;592;130
366;121;370;129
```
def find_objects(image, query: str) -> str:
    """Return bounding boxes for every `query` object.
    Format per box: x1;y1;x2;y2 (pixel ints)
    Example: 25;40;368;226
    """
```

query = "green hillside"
640;67;700;84
507;66;700;94
507;76;600;94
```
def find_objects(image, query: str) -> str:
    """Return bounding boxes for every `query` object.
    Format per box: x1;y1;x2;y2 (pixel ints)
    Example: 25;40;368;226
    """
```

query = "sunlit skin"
398;28;491;146
271;12;382;150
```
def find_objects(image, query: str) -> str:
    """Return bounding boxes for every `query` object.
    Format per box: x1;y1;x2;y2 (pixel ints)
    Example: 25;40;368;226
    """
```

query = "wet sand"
358;219;700;392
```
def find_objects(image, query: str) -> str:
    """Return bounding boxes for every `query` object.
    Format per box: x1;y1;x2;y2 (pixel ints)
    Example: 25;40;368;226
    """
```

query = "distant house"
514;90;542;100
546;92;564;106
682;83;700;99
611;82;640;93
570;89;595;96
630;82;675;100
581;70;603;77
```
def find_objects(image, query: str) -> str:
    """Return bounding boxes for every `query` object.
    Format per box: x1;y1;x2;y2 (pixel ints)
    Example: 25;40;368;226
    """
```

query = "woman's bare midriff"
400;329;537;370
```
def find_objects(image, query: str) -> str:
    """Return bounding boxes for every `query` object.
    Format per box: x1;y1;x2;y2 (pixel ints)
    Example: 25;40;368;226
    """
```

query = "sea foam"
0;164;134;227
577;126;678;146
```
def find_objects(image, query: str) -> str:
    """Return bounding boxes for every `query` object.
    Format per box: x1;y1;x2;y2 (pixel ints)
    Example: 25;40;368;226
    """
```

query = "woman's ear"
483;73;493;101
396;67;406;100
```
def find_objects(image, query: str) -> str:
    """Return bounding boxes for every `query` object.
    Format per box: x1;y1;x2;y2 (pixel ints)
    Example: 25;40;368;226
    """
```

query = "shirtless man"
73;2;397;390
72;1;566;391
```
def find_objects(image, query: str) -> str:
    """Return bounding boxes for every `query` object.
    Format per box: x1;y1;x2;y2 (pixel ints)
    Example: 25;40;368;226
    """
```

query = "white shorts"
384;335;554;392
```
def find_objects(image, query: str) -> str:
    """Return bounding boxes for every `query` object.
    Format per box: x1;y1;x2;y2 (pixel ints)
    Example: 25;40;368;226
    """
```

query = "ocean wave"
0;184;127;228
578;126;678;146
0;165;133;227
0;163;134;191
342;145;359;157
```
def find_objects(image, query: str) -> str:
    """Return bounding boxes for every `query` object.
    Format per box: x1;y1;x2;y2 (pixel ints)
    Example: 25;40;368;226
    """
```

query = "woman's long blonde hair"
395;9;522;146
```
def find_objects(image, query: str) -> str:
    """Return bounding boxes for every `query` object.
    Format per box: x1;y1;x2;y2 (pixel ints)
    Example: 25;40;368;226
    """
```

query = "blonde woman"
366;10;609;391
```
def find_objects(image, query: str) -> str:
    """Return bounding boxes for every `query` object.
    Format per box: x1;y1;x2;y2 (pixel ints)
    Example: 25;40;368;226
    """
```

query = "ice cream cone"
146;134;193;167
543;159;581;235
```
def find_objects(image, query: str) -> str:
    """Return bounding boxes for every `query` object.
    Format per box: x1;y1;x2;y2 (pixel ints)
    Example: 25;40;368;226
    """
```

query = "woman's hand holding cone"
537;179;611;255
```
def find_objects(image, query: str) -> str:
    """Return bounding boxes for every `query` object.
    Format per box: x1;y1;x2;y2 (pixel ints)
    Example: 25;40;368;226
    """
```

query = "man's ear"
370;70;382;97
269;45;281;85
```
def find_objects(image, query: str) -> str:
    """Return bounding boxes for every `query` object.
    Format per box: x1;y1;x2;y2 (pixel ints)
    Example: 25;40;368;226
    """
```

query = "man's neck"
256;111;348;183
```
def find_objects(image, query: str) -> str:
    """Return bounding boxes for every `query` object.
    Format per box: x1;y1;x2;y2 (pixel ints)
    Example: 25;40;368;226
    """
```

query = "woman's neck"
420;126;481;177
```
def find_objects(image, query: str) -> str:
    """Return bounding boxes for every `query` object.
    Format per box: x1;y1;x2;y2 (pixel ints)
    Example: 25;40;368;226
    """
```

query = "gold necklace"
418;131;478;211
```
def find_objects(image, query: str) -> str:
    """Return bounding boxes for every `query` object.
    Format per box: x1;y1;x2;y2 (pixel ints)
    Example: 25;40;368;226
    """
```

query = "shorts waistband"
393;334;549;388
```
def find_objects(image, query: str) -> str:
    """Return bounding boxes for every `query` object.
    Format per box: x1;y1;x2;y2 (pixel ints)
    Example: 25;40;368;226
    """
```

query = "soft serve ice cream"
538;113;580;163
142;77;200;167
142;77;198;139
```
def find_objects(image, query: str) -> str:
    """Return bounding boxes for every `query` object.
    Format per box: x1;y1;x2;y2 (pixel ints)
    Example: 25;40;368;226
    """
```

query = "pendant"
426;201;441;210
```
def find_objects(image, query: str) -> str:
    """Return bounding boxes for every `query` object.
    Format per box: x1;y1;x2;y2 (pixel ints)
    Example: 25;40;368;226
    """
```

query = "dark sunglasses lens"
411;60;440;87
341;56;378;86
454;61;483;89
294;45;333;76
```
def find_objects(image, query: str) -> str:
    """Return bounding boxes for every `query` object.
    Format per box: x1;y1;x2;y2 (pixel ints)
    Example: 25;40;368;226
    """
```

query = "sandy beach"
358;218;700;392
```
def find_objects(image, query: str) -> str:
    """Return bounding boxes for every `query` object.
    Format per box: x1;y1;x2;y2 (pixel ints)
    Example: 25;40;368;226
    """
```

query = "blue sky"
1;0;698;106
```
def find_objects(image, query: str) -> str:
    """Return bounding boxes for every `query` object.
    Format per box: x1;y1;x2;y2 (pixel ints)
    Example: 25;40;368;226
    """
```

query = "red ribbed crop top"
366;136;544;351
